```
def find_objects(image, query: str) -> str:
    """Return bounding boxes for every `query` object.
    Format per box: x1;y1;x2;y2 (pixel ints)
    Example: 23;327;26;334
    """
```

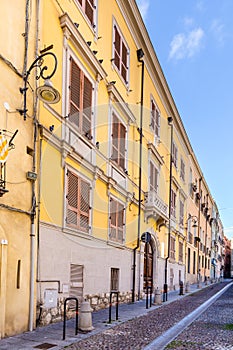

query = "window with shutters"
111;113;126;171
193;251;196;274
75;0;96;28
187;248;191;273
172;142;178;168
180;158;185;182
69;57;93;140
179;199;184;225
110;268;119;291
179;241;183;262
170;237;176;260
70;264;83;307
66;170;90;233
171;189;176;218
149;161;158;193
150;98;160;138
113;21;129;85
109;198;125;244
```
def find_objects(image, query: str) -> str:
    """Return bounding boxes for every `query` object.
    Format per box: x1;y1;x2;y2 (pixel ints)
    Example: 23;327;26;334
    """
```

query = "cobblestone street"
63;282;231;350
165;284;233;349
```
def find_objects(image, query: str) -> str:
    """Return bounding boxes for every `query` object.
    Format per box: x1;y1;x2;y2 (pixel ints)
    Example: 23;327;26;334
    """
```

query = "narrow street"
64;281;233;350
165;282;233;349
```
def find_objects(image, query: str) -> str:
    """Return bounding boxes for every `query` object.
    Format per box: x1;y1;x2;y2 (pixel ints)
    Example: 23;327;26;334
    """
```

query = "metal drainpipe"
29;0;40;331
132;49;144;303
163;117;173;302
197;177;202;288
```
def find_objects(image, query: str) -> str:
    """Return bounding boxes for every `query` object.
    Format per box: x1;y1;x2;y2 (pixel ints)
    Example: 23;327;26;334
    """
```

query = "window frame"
171;189;176;218
68;55;94;140
110;267;120;291
179;199;184;226
109;197;125;244
112;19;130;86
111;112;126;171
180;157;185;182
65;169;91;233
172;141;178;168
149;161;159;193
179;241;183;262
75;0;97;30
170;236;176;260
150;96;160;138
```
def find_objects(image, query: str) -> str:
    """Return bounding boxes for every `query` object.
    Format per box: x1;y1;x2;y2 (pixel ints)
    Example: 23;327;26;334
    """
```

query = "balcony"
144;191;168;222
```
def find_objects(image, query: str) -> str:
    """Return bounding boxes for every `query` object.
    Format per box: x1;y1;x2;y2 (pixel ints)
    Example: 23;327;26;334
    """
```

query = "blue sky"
136;0;233;239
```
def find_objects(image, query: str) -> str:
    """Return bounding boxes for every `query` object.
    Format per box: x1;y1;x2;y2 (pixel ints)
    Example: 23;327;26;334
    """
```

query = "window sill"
107;240;125;249
63;226;92;240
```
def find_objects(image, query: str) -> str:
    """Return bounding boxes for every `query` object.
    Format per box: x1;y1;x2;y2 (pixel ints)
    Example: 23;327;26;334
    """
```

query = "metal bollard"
179;280;184;295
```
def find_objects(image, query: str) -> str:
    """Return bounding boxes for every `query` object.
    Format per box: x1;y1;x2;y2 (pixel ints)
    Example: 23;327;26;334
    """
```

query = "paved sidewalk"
0;282;216;350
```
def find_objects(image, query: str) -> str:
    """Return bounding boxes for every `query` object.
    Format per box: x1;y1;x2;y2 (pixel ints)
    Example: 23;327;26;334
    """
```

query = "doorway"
143;241;153;290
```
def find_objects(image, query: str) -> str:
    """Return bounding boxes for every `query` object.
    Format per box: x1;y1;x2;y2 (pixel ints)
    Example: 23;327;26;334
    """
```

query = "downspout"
29;0;40;331
132;48;144;303
163;117;173;302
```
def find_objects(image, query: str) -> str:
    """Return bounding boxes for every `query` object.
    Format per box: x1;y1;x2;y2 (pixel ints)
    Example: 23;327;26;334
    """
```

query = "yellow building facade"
0;0;224;336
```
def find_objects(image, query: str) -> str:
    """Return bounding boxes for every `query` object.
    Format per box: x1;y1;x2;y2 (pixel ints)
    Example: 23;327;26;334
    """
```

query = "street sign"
141;232;151;243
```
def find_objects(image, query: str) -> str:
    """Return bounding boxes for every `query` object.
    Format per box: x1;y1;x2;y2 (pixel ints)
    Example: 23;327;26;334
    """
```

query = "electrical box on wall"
44;289;58;308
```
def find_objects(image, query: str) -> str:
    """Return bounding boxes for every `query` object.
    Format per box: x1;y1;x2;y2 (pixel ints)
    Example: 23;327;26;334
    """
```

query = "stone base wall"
37;291;137;326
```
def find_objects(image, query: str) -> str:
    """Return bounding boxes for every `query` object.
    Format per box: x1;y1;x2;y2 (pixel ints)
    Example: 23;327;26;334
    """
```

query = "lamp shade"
36;79;60;104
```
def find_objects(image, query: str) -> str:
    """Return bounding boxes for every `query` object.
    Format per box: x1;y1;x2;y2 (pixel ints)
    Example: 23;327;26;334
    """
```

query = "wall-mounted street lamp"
19;52;60;120
188;214;198;228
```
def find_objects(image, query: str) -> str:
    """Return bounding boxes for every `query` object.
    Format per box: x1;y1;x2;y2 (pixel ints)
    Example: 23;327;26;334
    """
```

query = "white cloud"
210;19;226;46
183;17;194;28
169;28;204;60
196;1;205;13
136;0;150;21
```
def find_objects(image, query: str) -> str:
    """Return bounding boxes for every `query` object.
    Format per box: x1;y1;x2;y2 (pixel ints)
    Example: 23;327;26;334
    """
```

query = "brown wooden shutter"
121;41;127;82
151;100;155;130
85;0;94;25
155;109;160;136
112;114;119;163
110;268;119;291
70;59;81;127
119;123;125;169
150;162;153;192
80;179;90;232
114;27;121;69
82;75;92;136
67;171;79;226
117;202;124;242
110;199;117;239
110;199;124;243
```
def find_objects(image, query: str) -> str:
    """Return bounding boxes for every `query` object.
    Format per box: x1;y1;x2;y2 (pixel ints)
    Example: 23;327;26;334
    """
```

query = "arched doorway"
143;241;153;290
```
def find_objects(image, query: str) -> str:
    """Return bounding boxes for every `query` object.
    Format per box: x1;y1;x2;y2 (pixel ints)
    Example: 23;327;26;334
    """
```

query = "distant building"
223;236;231;278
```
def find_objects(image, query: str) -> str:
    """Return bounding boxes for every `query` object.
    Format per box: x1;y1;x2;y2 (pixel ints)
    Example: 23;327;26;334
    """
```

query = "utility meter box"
44;289;58;308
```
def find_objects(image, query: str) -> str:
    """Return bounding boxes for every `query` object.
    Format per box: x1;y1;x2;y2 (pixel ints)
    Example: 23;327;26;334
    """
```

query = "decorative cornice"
107;83;136;124
147;143;164;165
59;13;107;80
